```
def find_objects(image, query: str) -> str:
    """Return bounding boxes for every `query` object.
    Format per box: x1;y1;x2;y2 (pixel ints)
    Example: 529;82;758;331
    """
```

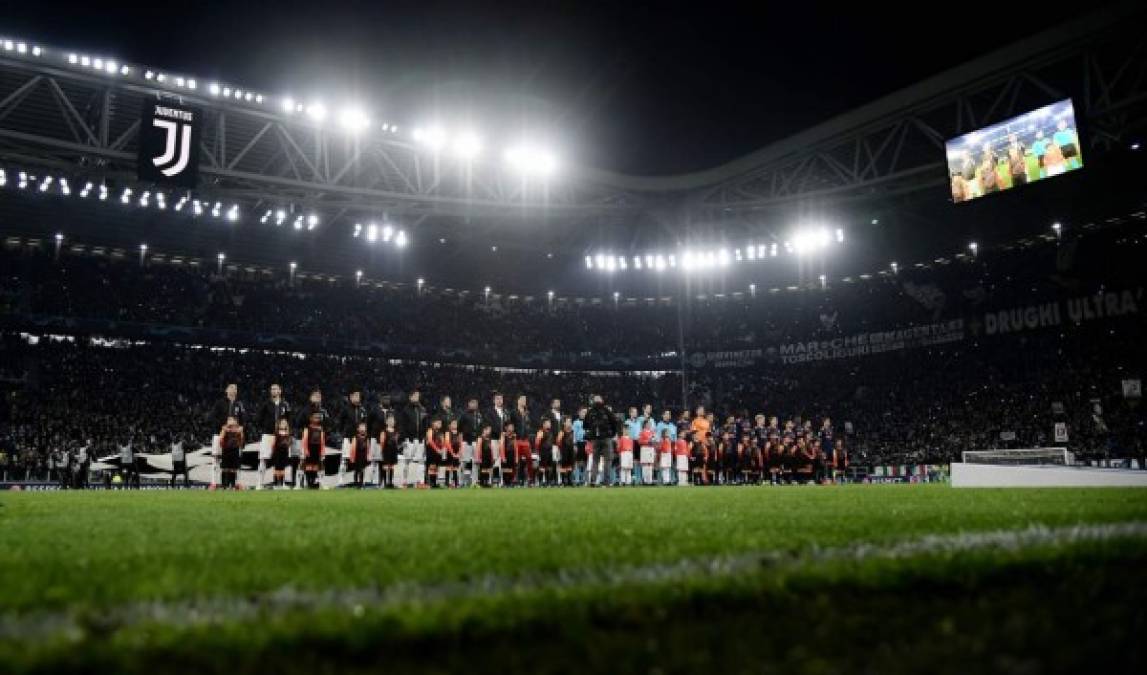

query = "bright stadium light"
1052;222;1062;238
366;224;379;243
890;262;899;274
585;256;593;269
281;97;295;113
792;228;832;255
338;107;370;132
382;224;394;242
413;126;447;151
968;241;979;255
307;213;319;230
68;53;78;64
217;252;225;261
504;144;557;176
209;82;221;96
453;132;482;159
306;103;327;122
395;230;407;248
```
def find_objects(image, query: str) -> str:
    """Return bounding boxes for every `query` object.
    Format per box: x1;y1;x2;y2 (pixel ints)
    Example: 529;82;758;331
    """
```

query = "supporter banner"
688;349;762;369
981;288;1141;336
1122;379;1142;399
771;320;964;365
1054;422;1068;443
137;98;202;188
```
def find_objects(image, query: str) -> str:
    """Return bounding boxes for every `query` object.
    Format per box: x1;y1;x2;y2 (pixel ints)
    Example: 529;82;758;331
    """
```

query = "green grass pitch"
2;485;1146;674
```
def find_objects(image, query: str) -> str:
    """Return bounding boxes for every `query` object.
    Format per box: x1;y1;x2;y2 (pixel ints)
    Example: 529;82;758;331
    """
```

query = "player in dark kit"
535;417;556;487
557;418;576;486
425;417;446;488
339;389;369;486
270;418;293;488
301;412;326;489
378;416;399;488
347;422;370;488
474;424;496;487
295;389;330;488
255;384;290;489
218;415;245;489
511;395;534;486
500;420;518;487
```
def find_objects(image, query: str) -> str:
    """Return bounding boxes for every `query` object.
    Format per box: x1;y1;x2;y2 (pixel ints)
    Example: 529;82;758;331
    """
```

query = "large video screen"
946;99;1082;204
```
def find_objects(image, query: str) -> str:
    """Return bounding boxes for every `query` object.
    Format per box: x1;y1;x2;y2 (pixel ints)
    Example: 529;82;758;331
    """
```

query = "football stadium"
2;2;1147;673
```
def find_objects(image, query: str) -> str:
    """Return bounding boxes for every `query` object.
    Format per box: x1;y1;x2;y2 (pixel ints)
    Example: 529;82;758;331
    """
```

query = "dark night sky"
2;1;1113;175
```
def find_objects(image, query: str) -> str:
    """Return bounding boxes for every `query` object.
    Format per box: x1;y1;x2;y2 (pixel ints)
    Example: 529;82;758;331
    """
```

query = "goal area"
961;448;1074;466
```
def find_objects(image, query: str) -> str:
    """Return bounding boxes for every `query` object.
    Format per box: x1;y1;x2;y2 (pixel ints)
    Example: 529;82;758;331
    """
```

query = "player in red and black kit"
690;432;709;485
443;419;462;488
832;438;849;484
557;418;576;486
347;422;370;488
500;420;518;487
301;412;326;489
474;423;496;487
535;417;556;487
218;415;245;489
270;418;293;488
425;417;446;488
378;416;399;488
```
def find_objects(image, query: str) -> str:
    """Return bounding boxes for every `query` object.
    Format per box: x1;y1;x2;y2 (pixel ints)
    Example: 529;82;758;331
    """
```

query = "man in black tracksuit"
484;392;510;483
584;394;618;487
459;398;484;485
207;384;246;435
397;390;429;486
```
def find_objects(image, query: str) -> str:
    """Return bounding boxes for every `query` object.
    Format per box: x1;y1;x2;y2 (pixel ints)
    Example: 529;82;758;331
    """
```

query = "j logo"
151;119;193;177
138;100;199;188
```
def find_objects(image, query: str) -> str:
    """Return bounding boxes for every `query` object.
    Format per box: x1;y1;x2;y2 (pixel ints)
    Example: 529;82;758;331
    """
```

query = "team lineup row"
201;385;849;489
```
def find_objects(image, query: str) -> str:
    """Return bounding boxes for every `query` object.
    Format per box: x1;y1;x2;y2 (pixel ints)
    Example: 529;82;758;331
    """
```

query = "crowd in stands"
1;222;1139;362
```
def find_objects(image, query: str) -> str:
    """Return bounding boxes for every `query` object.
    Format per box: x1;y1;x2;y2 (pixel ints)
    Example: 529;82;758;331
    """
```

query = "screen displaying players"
946;99;1082;204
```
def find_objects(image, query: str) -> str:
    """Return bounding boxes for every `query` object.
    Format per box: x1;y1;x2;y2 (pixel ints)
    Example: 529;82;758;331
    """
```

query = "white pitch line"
2;520;1146;642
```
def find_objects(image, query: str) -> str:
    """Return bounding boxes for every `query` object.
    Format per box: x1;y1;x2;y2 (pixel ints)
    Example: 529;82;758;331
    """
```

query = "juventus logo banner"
137;99;201;188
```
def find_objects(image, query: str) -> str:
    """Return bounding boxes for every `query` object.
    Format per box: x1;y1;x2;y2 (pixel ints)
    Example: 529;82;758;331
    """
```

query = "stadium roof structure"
0;5;1145;295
